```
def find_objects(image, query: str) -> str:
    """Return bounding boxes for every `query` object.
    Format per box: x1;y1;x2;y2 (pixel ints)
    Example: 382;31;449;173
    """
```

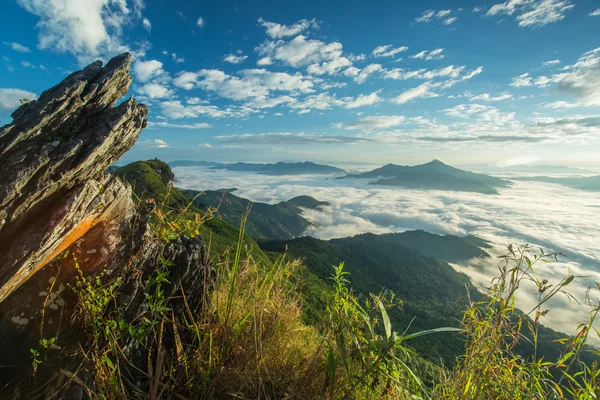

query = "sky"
1;0;600;166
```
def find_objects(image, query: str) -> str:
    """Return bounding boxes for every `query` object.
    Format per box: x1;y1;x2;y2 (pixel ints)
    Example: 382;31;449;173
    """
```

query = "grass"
17;192;600;399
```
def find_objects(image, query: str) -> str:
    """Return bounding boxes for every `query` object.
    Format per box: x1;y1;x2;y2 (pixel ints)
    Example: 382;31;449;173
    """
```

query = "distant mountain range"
340;159;512;194
462;164;598;175
169;160;345;175
515;175;600;192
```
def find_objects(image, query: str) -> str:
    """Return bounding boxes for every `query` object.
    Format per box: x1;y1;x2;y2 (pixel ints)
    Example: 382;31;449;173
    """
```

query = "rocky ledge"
0;54;215;396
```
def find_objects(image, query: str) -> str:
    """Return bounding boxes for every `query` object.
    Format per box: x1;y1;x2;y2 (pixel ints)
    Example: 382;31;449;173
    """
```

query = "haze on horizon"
1;0;600;168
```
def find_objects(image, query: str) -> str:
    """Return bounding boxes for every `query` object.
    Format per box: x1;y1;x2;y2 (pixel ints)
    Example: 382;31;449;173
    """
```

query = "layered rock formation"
0;54;214;395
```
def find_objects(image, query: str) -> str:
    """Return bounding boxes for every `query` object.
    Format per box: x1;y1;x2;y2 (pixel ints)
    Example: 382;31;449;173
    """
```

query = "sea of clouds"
173;166;600;337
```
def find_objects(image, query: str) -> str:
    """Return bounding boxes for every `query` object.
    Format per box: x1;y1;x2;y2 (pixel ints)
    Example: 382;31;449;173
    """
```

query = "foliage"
433;244;600;399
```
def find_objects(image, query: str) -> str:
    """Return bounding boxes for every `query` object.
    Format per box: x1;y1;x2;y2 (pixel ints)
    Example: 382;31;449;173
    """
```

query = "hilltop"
341;159;511;194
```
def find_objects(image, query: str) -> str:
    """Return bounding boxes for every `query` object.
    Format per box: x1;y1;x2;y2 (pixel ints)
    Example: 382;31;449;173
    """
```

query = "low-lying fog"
173;166;600;338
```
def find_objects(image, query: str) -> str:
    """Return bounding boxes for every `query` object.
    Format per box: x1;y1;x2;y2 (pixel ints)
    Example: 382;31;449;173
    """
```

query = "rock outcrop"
0;54;215;396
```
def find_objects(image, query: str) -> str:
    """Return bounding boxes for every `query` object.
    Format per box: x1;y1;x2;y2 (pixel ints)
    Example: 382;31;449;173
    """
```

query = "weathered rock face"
0;53;148;302
0;54;215;395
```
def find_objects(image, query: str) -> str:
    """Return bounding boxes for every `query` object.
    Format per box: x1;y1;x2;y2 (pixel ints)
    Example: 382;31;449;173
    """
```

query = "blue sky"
1;0;600;166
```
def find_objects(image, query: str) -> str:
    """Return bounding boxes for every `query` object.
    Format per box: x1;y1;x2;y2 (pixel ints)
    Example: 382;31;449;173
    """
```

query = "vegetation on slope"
181;188;320;240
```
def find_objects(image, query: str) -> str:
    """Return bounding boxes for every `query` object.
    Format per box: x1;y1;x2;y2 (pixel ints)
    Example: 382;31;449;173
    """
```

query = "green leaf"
376;297;392;340
396;327;460;342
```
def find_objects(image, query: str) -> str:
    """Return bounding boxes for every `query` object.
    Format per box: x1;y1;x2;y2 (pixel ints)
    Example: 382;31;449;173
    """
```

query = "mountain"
375;230;491;263
168;160;223;167
515;175;600;192
210;161;345;175
260;234;481;364
341;160;511;194
260;232;581;367
181;189;327;240
114;160;272;264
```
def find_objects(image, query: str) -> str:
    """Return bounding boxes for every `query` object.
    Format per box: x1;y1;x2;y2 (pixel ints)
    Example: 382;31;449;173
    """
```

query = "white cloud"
591;9;600;16
197;16;205;27
142;17;151;31
257;57;273;66
345;91;382;109
443;17;458;25
136;83;174;99
538;101;579;109
152;139;169;148
415;9;457;24
336;115;406;130
394;82;439;104
173;169;600;340
510;72;533;87
486;0;575;28
410;48;445;61
216;132;368;145
3;42;31;53
148;121;212;129
159;100;239;119
512;48;600;106
473;7;482;12
442;103;516;124
199;143;212;148
469;92;513;101
133;59;165;82
372;45;409;58
0;88;38;110
173;68;314;105
258;17;319;38
543;59;561;66
555;48;600;106
256;35;352;76
17;0;148;63
224;53;248;64
344;64;383;84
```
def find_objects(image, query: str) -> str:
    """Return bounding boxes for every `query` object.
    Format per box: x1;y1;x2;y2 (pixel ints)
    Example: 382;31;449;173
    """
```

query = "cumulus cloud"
468;92;513;101
486;0;575;28
224;53;248;64
197;16;205;27
256;35;352;76
159;100;240;119
372;45;409;58
137;83;174;99
133;59;165;82
511;48;600;106
538;100;579;109
394;83;439;104
344;91;382;109
151;139;169;148
591;9;600;16
344;64;383;84
173;68;315;105
410;48;445;61
258;17;319;38
510;72;533;87
3;42;31;53
17;0;148;63
142;17;151;31
0;88;38;111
